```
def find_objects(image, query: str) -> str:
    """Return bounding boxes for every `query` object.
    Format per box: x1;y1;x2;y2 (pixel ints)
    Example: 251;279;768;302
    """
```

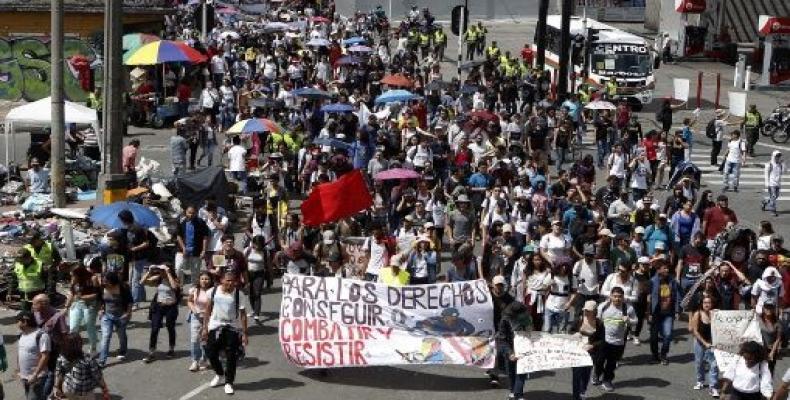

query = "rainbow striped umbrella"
124;40;206;65
227;118;284;134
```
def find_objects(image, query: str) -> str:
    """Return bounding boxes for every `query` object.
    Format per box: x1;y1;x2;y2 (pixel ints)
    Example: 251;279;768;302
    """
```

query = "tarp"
3;97;100;164
172;166;230;209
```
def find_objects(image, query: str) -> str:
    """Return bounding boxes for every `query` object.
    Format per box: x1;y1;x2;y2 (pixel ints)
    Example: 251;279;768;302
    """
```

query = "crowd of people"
5;0;790;399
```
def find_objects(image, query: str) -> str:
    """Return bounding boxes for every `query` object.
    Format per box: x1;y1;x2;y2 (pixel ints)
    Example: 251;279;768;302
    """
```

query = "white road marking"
756;141;790;152
178;382;212;400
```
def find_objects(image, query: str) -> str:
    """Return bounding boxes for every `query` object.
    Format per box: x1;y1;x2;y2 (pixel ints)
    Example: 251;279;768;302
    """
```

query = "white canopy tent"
3;97;100;165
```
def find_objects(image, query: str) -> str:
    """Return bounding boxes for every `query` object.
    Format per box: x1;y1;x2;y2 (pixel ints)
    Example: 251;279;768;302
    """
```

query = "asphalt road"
2;19;790;400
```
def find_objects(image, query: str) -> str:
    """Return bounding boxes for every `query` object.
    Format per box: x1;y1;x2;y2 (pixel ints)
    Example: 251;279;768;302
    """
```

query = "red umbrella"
467;110;500;123
311;16;331;23
380;74;414;88
374;168;421;180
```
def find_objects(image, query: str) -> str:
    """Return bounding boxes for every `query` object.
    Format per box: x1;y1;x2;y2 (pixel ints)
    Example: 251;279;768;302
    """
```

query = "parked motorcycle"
765;106;790;144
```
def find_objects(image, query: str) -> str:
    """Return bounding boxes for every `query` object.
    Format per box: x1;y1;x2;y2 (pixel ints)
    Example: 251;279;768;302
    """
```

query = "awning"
759;15;790;36
675;0;705;13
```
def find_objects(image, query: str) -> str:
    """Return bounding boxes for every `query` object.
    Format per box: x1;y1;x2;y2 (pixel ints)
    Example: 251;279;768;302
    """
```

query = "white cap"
635;226;645;234
638;256;650;264
492;275;507;286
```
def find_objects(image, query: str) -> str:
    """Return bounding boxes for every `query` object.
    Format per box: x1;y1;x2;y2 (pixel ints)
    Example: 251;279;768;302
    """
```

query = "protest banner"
279;274;496;369
711;310;762;372
514;332;593;374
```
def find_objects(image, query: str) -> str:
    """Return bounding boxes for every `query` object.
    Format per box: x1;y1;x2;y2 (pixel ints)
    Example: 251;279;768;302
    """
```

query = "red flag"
301;169;373;226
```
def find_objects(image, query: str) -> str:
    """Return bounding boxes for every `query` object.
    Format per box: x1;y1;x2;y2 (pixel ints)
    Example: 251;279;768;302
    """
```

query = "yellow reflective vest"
14;259;44;293
745;111;761;127
486;46;500;59
24;242;55;267
419;33;430;46
434;31;446;45
464;28;477;42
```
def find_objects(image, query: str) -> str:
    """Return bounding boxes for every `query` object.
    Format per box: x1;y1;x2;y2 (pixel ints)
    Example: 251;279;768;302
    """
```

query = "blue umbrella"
374;89;420;104
342;36;366;46
307;38;331;47
321;103;355;113
335;55;361;65
89;201;161;229
292;87;332;99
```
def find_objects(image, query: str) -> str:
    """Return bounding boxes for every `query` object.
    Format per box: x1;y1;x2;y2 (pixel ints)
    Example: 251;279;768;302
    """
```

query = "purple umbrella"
374;168;421;180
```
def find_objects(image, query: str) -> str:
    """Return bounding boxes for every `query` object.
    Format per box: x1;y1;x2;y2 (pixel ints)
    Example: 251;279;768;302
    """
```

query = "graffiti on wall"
0;37;96;102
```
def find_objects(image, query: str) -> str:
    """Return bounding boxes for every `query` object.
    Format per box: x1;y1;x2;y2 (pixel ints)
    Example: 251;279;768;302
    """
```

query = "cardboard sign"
728;92;747;117
711;310;762;372
673;78;690;102
515;332;594;374
279;274;496;369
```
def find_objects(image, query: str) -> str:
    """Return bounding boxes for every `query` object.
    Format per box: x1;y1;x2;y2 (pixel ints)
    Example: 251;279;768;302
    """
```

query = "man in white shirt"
226;136;248;194
721;341;773;399
210;54;227;86
363;225;391;282
721;130;747;192
763;151;785;217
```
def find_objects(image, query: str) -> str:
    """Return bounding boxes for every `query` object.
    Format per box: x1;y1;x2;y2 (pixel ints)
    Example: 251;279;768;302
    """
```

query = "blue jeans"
554;147;568;172
505;358;527;397
543;308;569;333
649;313;674;358
572;366;593;400
189;312;206;362
766;186;780;212
68;300;98;352
130;259;149;304
723;162;741;189
596;140;610;167
99;313;128;365
693;339;719;387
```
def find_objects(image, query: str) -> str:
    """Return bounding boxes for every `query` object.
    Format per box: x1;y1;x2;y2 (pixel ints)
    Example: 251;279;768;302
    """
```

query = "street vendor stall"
3;97;100;165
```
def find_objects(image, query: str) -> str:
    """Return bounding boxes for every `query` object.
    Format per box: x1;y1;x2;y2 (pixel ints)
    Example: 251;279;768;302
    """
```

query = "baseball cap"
638;256;650;264
582;300;597;312
659;213;668;219
502;223;514;233
322;230;336;244
634;226;645;234
598;228;615;237
492;275;507;286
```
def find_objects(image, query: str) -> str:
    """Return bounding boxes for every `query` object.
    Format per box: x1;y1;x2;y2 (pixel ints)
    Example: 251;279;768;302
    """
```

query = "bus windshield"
591;51;652;78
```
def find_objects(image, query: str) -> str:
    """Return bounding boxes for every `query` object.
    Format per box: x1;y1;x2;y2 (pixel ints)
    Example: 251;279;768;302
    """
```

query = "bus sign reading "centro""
593;44;649;54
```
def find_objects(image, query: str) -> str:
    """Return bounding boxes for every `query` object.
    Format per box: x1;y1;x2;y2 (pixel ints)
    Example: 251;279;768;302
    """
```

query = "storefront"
758;15;790;86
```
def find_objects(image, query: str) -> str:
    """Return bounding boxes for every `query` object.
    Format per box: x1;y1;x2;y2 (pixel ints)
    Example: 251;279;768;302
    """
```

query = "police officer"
464;25;477;60
24;232;62;298
433;26;447;60
743;104;763;157
419;28;431;59
11;248;45;311
605;79;618;101
475;22;488;57
486;40;501;60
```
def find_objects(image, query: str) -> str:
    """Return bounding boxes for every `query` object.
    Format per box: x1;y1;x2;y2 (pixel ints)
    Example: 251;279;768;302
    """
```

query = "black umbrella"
459;60;485;70
424;80;450;91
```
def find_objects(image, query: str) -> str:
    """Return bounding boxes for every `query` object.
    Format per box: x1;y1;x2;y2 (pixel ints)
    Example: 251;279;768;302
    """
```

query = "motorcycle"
765;106;790;144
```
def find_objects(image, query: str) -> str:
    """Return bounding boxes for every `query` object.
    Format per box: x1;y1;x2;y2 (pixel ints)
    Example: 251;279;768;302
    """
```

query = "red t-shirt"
136;83;154;96
520;47;533;63
177;84;191;102
642;138;657;161
703;206;738;239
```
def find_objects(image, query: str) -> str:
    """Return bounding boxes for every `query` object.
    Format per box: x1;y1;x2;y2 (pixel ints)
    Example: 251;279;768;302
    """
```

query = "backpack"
705;119;716;139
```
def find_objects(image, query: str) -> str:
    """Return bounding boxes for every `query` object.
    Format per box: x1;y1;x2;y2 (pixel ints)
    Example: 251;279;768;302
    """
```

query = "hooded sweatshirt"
751;266;784;313
765;151;785;188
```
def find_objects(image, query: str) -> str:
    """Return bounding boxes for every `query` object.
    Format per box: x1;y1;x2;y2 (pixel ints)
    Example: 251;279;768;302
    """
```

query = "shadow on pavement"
234;377;305;391
299;366;491;391
529;390;644;399
614;377;672;389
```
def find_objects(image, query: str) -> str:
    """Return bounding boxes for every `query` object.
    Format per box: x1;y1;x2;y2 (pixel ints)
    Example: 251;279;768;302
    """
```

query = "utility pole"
457;0;468;88
536;0;550;71
557;0;572;100
50;0;66;207
202;0;208;43
98;0;125;203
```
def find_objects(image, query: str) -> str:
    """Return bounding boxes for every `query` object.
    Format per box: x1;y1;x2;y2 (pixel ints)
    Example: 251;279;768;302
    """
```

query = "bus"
536;15;656;108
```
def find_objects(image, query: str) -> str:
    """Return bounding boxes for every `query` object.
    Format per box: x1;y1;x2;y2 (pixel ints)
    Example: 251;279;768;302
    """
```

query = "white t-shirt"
540;233;569;261
207;215;229;251
630;160;650;190
208;287;244;331
726;139;746;163
608;152;627;178
18;329;51;379
572;259;599;296
228;145;247;171
545;274;572;312
210;55;226;74
364;237;388;276
426;200;446;227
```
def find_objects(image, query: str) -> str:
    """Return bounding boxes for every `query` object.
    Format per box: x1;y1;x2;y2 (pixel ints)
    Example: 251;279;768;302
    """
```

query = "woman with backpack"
141;264;181;364
187;271;214;372
53;333;109;400
202;271;249;396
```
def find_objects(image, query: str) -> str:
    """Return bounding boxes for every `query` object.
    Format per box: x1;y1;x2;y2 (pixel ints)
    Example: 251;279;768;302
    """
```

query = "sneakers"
693;382;705;390
116;354;126;361
661;357;669;365
142;352;155;364
601;381;614;392
189;361;199;372
710;388;720;398
210;375;224;388
591;378;602;386
224;383;234;395
632;337;640;345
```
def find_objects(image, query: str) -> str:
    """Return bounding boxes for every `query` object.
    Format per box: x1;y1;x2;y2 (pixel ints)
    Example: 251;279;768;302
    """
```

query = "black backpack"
705;119;717;139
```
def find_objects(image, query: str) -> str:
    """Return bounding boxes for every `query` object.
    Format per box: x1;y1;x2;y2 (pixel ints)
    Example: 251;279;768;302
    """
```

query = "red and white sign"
759;15;790;36
675;0;705;13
